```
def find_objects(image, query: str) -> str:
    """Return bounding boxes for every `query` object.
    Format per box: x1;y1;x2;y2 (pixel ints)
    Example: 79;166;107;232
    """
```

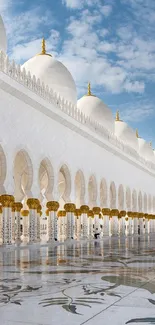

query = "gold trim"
110;209;119;217
74;209;81;216
102;208;111;216
64;203;76;213
0;195;14;208
58;210;66;217
47;201;59;212
87;210;94;217
80;205;89;213
93;207;101;215
27;198;40;210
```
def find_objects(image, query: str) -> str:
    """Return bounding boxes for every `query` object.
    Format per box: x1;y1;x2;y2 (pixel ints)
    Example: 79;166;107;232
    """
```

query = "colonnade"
0;194;155;245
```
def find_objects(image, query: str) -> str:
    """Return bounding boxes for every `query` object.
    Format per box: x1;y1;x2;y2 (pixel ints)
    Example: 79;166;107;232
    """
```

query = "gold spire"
35;38;52;57
136;129;139;138
115;110;120;121
42;38;46;54
84;82;96;97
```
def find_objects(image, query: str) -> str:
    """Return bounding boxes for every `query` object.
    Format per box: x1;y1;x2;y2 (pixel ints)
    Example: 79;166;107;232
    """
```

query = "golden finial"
88;82;91;96
115;110;120;121
42;38;46;54
136;129;139;138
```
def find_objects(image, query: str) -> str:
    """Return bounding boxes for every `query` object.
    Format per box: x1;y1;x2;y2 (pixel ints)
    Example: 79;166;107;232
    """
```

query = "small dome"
137;132;154;161
77;83;114;132
115;111;138;150
22;39;77;105
0;15;7;52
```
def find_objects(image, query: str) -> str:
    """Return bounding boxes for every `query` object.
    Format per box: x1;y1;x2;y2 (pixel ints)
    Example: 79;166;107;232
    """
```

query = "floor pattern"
1;236;155;324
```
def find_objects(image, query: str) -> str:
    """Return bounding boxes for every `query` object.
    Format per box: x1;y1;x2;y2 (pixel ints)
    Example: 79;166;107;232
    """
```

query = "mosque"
0;14;155;245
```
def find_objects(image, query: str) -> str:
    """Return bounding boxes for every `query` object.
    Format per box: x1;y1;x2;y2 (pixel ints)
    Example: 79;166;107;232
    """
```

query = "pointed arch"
58;164;71;207
75;169;85;207
100;178;108;208
39;158;54;202
88;174;97;208
118;184;124;210
126;187;131;211
110;181;116;209
138;190;143;212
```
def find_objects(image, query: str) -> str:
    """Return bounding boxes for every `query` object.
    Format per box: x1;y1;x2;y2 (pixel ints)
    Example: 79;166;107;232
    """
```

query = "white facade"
0;15;155;244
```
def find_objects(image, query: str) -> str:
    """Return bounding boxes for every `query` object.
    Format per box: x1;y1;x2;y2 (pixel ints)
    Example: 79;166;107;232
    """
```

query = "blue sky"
1;0;155;144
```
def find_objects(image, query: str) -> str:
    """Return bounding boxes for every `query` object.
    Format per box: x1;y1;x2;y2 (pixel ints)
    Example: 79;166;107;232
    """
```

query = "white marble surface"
1;237;155;324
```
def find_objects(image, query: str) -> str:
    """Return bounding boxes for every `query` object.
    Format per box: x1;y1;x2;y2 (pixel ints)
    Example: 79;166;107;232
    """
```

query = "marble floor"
1;236;155;324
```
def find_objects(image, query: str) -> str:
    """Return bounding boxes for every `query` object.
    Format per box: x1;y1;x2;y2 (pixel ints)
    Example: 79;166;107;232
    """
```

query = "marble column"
58;210;66;241
133;212;139;235
127;212;133;236
80;205;89;239
0;195;14;245
110;209;119;236
64;203;76;240
102;208;110;237
37;205;42;242
27;198;40;244
88;210;94;238
0;205;2;244
152;215;155;234
47;201;59;242
119;210;126;237
92;207;101;236
21;210;29;241
144;214;149;235
11;203;15;243
14;202;23;243
74;209;81;240
139;213;144;235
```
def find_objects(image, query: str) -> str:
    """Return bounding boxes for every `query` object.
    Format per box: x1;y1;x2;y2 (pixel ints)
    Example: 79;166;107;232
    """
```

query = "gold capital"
46;201;59;212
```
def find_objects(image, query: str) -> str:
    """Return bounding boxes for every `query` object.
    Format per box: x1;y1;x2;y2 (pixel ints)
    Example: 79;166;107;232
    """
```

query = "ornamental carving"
21;210;29;217
15;202;23;212
74;209;81;216
64;203;76;213
92;207;101;215
138;213;144;218
58;210;66;217
47;201;59;211
119;210;126;217
87;210;94;217
110;209;119;217
0;195;14;208
27;198;40;209
80;205;89;213
102;208;110;216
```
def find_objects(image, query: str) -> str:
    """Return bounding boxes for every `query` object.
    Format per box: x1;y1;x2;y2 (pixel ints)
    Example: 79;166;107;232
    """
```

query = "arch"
13;149;33;201
88;174;97;208
110;181;116;209
126;187;131;211
148;194;152;213
75;169;85;208
0;144;7;193
143;193;147;213
58;164;71;208
118;184;124;210
138;190;143;212
39;158;54;202
100;178;108;208
132;189;137;212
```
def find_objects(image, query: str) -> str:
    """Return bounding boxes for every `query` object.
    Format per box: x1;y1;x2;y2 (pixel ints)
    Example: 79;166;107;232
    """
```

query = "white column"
58;210;66;241
119;210;126;236
27;198;40;244
80;205;89;239
21;210;29;241
75;209;81;240
47;201;59;242
102;209;110;237
0;195;15;245
93;207;101;235
127;212;133;236
0;205;2;244
14;202;23;243
37;205;42;242
139;213;144;235
145;214;149;235
110;209;119;236
133;212;139;235
88;210;94;238
64;204;76;240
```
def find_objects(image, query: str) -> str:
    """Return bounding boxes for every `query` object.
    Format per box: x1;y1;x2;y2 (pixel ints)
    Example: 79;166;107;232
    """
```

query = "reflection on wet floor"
1;236;155;324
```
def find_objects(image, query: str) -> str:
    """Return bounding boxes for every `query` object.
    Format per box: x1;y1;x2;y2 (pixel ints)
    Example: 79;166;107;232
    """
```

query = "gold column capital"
37;204;42;213
15;202;23;212
87;210;94;218
110;209;119;217
127;211;133;218
46;201;59;211
46;209;49;216
80;205;89;213
92;207;101;214
0;205;2;213
58;210;66;217
119;210;126;217
102;208;111;216
27;198;40;209
64;203;76;213
21;210;29;217
0;194;14;207
74;209;81;216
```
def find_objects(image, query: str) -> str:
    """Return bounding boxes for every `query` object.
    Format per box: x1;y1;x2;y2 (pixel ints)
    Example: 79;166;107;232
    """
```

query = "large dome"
115;111;138;151
77;84;114;132
22;39;77;105
0;15;7;53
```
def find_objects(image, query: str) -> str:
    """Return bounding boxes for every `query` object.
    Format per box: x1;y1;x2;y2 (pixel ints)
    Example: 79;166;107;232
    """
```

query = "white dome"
137;137;154;161
0;15;7;53
77;84;114;132
22;41;77;105
115;112;138;150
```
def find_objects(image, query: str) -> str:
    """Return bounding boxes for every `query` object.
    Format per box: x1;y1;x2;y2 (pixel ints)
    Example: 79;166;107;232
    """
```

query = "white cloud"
62;0;101;9
100;5;113;17
120;101;155;123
